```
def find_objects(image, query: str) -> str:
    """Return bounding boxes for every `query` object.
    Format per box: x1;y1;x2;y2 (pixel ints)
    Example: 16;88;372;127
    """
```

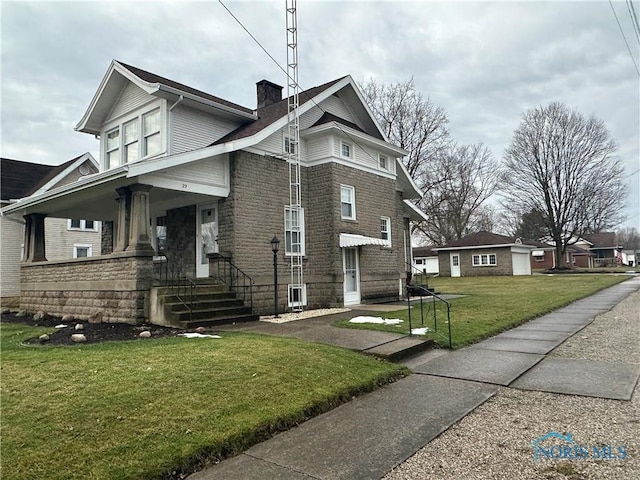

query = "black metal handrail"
406;286;452;348
153;254;195;321
209;254;254;312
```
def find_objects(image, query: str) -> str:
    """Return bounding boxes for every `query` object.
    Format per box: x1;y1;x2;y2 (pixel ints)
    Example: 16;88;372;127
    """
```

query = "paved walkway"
188;276;640;480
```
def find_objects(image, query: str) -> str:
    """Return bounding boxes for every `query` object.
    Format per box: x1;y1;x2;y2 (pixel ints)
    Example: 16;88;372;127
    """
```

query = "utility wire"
217;0;395;169
609;0;640;76
626;0;640;44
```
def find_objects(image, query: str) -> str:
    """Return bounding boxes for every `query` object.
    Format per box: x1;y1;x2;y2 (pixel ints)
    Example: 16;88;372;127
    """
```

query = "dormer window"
341;141;352;159
379;154;388;170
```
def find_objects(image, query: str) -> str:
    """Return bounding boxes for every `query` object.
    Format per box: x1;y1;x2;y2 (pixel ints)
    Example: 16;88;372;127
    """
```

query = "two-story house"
2;60;427;324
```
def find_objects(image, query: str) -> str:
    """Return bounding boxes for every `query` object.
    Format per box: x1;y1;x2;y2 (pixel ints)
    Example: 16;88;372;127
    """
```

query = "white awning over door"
339;233;390;248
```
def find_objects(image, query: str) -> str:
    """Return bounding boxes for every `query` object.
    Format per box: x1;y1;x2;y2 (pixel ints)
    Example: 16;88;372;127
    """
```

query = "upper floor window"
341;141;352;159
103;106;163;169
379;154;388;170
341;185;356;220
143;109;161;157
284;206;305;256
68;219;97;231
284;136;297;154
380;216;391;245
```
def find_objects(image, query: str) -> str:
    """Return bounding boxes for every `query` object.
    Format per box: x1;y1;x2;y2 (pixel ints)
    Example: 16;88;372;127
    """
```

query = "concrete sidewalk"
189;276;640;480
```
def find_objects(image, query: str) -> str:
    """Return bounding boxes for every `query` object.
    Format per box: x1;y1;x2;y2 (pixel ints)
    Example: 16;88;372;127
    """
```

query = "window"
341;185;356;220
73;244;92;258
341;141;352;158
288;284;307;308
124;119;139;163
380;216;391;245
143;109;161;157
452;255;459;267
379;154;388;170
68;219;98;231
284;136;296;154
415;259;424;265
472;254;497;266
284;207;305;255
106;129;120;169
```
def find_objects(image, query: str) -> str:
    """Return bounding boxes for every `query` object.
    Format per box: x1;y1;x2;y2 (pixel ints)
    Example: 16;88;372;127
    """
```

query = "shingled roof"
1;156;81;201
433;231;538;251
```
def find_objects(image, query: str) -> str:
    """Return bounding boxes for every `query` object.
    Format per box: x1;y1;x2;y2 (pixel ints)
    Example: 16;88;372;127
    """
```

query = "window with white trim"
284;136;296;154
288;284;307;308
379;154;388;170
73;244;93;258
341;141;352;159
380;216;391;245
124;119;139;163
106;129;120;169
143;109;161;157
472;253;497;266
284;207;305;255
68;219;97;231
341;185;356;220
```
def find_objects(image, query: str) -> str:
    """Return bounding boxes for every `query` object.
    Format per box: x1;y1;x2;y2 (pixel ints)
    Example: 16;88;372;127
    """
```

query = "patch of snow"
411;327;430;335
349;316;403;325
178;333;222;339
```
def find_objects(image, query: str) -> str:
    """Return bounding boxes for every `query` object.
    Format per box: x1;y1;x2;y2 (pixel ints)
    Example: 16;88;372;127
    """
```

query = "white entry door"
343;247;361;305
450;253;461;277
196;204;218;278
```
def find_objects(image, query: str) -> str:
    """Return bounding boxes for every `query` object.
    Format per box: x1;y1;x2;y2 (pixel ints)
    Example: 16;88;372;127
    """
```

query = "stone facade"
438;248;516;277
20;252;154;324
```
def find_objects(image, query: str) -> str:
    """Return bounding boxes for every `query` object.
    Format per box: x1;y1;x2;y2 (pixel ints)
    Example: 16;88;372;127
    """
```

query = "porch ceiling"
4;175;220;222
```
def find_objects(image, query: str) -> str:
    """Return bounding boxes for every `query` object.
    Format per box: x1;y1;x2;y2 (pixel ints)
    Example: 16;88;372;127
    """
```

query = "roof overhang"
433;243;537;252
339;233;390;248
403;200;429;222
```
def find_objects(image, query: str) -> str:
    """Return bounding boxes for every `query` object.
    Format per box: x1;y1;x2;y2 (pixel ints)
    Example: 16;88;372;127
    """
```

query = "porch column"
126;184;154;254
23;213;47;262
113;187;131;252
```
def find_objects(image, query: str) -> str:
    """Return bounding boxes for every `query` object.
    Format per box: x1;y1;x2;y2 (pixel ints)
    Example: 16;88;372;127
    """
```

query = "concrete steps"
362;336;434;362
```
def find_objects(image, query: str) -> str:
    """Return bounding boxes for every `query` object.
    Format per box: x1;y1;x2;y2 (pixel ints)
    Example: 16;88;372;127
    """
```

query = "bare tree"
501;102;627;268
414;142;500;245
359;78;449;180
617;227;640;250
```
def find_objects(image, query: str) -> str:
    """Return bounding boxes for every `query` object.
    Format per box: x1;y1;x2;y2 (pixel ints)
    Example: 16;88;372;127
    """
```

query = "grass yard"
0;325;406;480
335;274;631;348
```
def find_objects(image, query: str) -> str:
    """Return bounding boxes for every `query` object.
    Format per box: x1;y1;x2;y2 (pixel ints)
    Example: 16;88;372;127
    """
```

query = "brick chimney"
256;80;283;109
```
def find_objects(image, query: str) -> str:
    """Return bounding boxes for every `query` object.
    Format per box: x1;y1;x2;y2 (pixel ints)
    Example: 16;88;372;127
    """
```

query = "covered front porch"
6;155;230;324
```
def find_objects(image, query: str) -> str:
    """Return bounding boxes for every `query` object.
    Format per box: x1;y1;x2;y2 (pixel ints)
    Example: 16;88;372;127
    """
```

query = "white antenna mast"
286;0;304;311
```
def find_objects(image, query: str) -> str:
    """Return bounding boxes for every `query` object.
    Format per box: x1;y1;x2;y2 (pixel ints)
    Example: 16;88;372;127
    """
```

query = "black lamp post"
270;236;280;317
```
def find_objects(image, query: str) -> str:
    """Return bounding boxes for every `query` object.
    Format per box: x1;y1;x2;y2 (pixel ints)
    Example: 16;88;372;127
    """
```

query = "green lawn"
0;325;406;480
335;274;631;348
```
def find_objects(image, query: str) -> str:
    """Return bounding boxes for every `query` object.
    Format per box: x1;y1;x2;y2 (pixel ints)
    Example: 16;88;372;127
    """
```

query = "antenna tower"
286;0;304;311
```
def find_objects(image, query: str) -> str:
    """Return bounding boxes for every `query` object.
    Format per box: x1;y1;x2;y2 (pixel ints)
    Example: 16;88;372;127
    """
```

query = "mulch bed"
1;312;184;346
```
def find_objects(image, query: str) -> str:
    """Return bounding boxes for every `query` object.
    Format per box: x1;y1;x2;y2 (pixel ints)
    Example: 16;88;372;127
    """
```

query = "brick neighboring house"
582;232;621;267
433;231;536;277
530;242;595;269
1;60;427;324
0;155;100;303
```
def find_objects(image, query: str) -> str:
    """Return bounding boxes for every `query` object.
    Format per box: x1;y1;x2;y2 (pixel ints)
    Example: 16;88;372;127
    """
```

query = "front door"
343;247;361;305
196;204;218;278
450;253;461;278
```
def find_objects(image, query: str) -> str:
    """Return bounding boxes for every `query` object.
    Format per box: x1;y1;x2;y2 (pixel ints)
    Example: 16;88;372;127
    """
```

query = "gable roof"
433;231;537;251
582;232;617;248
1;154;97;201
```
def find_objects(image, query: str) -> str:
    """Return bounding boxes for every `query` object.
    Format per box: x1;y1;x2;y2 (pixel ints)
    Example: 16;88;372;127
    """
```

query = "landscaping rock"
75;323;84;331
15;310;28;317
195;326;207;334
138;330;152;338
71;334;87;343
1;307;10;314
33;311;47;321
39;334;50;343
88;312;103;324
62;314;74;322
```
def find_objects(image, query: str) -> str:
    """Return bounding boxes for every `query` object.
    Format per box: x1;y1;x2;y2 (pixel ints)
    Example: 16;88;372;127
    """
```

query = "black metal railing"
209;254;254;312
153;254;195;321
405;262;451;348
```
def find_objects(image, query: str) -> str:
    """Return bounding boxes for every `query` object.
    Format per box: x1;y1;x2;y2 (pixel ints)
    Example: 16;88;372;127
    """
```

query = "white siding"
154;157;227;187
107;83;151;122
171;105;241;154
0;215;23;298
45;219;102;261
334;135;389;171
306;136;330;161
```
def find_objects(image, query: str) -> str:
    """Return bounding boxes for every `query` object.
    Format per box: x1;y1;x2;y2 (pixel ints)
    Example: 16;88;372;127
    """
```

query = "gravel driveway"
384;290;640;480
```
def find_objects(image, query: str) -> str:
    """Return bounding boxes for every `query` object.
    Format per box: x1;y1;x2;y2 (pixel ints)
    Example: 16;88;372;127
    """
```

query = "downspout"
168;95;184;155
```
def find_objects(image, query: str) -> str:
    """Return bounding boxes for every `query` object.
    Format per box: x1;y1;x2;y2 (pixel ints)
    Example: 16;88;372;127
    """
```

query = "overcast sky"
1;0;638;230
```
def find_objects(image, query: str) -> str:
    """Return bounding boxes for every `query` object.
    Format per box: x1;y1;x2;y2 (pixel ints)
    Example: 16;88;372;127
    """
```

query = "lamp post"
270;236;280;318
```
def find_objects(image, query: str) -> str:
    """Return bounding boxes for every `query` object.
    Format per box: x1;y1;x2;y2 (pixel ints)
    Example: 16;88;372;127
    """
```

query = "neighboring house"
530;243;595;269
412;246;439;275
0;155;100;301
1;60;427;323
433;231;536;277
582;232;621;267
